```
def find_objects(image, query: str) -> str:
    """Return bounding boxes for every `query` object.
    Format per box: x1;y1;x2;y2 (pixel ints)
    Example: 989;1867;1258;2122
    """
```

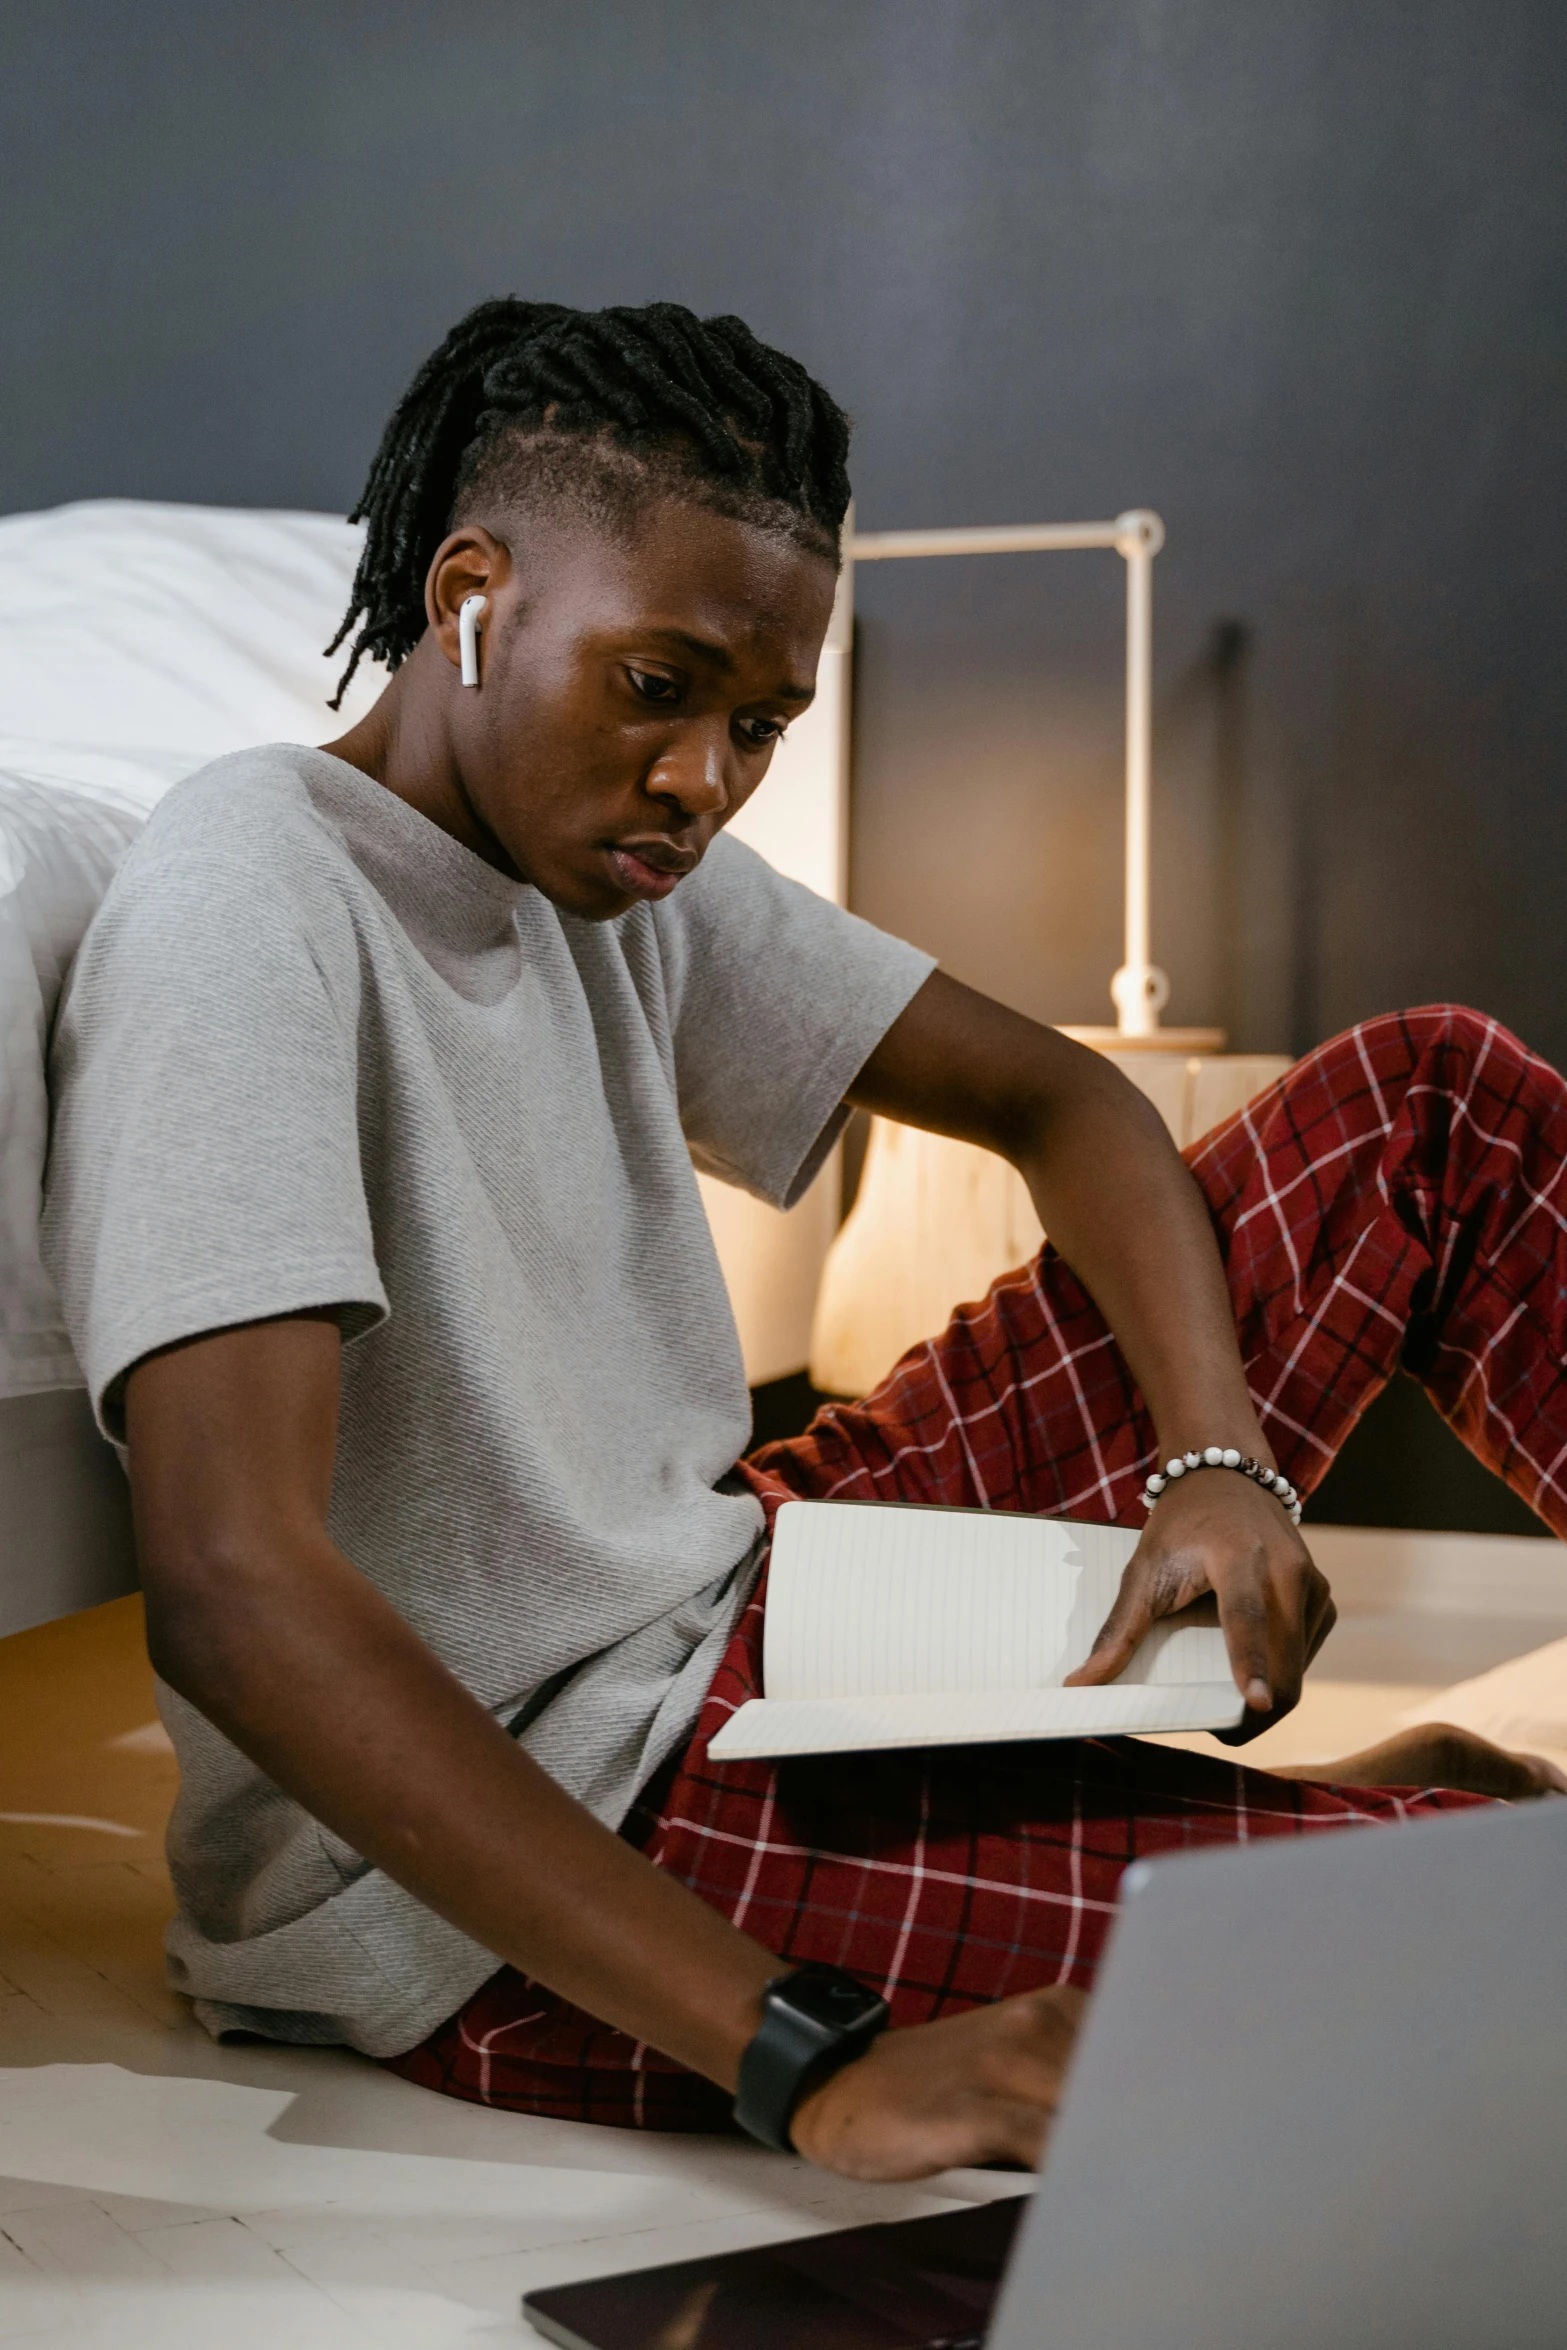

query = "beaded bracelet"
1142;1446;1303;1526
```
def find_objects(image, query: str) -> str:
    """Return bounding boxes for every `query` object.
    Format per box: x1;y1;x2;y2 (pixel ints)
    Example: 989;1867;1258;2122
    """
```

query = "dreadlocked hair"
326;297;852;706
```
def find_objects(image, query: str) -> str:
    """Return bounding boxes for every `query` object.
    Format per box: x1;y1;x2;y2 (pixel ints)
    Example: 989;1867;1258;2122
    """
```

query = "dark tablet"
522;2189;1029;2350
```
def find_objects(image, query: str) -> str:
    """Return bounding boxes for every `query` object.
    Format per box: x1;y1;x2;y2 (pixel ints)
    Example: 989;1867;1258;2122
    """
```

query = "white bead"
1165;1458;1186;1478
1203;1446;1224;1466
1222;1447;1242;1468
1183;1451;1201;1469
1263;1469;1278;1488
1147;1473;1166;1494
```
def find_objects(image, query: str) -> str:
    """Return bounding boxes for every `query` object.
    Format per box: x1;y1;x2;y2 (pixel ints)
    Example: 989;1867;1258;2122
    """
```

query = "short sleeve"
652;834;935;1209
43;850;387;1439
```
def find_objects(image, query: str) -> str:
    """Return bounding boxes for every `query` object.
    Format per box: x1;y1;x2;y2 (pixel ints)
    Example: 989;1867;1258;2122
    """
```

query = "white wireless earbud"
458;593;488;688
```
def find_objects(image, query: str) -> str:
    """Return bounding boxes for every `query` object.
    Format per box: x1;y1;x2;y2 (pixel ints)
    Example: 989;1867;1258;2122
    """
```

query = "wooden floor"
2;1540;1564;2345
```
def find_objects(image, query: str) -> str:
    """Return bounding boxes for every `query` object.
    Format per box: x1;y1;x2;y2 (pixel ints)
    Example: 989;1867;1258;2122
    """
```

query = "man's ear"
425;528;512;670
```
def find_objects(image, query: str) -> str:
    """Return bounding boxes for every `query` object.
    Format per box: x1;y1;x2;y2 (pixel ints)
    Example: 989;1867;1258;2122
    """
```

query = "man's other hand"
1064;1470;1335;1739
790;1984;1089;2180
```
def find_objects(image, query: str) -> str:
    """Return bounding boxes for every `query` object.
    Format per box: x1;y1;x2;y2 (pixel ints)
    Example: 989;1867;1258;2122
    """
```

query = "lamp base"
1060;1024;1228;1054
809;1040;1292;1397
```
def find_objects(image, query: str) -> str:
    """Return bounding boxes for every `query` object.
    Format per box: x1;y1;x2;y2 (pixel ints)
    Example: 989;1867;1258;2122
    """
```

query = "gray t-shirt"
43;745;932;2056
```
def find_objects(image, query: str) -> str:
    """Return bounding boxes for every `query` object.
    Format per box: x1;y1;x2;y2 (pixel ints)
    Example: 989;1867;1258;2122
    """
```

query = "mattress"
0;1388;135;1639
0;499;383;1633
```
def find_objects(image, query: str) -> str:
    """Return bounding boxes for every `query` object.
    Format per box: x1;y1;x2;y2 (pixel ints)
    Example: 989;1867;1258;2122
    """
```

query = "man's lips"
605;840;698;899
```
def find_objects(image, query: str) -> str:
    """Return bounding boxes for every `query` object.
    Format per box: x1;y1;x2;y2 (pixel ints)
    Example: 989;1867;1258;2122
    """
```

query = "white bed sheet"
0;754;196;1633
0;500;382;756
0;499;385;1630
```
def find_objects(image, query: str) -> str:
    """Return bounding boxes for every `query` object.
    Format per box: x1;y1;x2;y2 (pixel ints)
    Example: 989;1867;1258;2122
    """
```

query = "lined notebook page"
706;1500;1244;1760
762;1500;1222;1698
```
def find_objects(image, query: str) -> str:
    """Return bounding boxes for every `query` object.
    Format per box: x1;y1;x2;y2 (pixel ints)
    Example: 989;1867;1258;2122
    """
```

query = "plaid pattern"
388;1006;1565;2128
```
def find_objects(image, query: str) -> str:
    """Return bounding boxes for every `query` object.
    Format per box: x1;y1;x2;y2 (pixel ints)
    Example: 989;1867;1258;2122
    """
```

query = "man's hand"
1065;1470;1336;1738
790;1985;1088;2181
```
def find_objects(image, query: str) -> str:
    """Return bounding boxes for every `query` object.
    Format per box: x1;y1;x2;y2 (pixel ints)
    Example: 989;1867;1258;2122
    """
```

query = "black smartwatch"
734;1964;890;2151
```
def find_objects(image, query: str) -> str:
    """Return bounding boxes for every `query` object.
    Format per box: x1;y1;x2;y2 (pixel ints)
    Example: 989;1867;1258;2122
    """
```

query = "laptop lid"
990;1796;1567;2350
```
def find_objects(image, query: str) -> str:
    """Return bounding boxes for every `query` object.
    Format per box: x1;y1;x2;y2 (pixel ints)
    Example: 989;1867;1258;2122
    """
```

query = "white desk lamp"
806;507;1290;1398
848;504;1220;1051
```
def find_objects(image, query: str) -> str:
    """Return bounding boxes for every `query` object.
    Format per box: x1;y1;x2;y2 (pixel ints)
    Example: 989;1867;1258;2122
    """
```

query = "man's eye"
628;669;680;703
740;718;784;746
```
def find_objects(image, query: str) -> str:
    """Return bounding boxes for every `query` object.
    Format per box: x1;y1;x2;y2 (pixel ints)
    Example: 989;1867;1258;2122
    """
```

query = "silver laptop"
524;1797;1567;2350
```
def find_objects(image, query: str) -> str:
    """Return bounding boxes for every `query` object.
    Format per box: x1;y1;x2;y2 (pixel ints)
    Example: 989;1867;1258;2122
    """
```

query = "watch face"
777;1966;887;2032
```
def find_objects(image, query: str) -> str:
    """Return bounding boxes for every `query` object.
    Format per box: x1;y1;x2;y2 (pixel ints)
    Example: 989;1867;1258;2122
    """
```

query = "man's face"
441;500;837;919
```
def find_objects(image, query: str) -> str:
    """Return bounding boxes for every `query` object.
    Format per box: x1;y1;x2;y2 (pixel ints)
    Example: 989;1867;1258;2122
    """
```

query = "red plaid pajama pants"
388;1005;1567;2128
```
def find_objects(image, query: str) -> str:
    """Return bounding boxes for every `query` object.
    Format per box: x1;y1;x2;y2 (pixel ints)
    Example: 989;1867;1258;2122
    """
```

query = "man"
44;299;1563;2178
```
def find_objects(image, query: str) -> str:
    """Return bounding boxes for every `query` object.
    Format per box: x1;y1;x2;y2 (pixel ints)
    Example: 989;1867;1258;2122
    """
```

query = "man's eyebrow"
640;628;815;702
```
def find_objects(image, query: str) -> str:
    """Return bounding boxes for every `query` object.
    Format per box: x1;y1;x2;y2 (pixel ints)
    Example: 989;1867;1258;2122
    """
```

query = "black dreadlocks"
326;298;852;707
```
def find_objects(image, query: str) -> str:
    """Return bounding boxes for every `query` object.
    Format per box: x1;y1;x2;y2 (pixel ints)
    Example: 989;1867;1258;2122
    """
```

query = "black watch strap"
734;1964;889;2152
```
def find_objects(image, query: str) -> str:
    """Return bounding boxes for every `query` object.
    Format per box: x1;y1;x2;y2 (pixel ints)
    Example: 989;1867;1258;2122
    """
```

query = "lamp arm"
1110;511;1169;1037
848;508;1171;1042
849;520;1124;559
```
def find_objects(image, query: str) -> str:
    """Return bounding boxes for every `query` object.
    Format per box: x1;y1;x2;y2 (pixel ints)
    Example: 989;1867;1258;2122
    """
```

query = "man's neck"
320;648;522;881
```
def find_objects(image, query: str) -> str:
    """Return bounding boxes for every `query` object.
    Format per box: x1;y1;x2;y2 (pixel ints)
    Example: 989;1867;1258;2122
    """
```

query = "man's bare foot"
1272;1722;1567;1801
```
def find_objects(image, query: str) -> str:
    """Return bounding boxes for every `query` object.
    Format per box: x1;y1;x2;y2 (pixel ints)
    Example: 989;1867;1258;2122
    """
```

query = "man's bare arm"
849;971;1336;1729
127;1314;1083;2178
128;1314;777;2085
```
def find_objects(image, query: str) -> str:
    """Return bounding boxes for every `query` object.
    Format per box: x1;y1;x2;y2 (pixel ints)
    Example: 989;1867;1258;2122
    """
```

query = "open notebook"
707;1499;1246;1760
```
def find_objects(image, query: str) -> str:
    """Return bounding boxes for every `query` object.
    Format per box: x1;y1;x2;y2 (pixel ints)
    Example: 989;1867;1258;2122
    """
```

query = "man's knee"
1349;1003;1523;1084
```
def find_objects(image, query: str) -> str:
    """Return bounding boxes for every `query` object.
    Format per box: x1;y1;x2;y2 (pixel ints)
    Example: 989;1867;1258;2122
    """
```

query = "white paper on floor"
1;2061;772;2227
0;2064;987;2347
105;1718;176;1756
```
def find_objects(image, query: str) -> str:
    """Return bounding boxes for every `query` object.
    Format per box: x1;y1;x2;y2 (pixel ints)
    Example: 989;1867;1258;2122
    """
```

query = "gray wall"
5;0;1565;1523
